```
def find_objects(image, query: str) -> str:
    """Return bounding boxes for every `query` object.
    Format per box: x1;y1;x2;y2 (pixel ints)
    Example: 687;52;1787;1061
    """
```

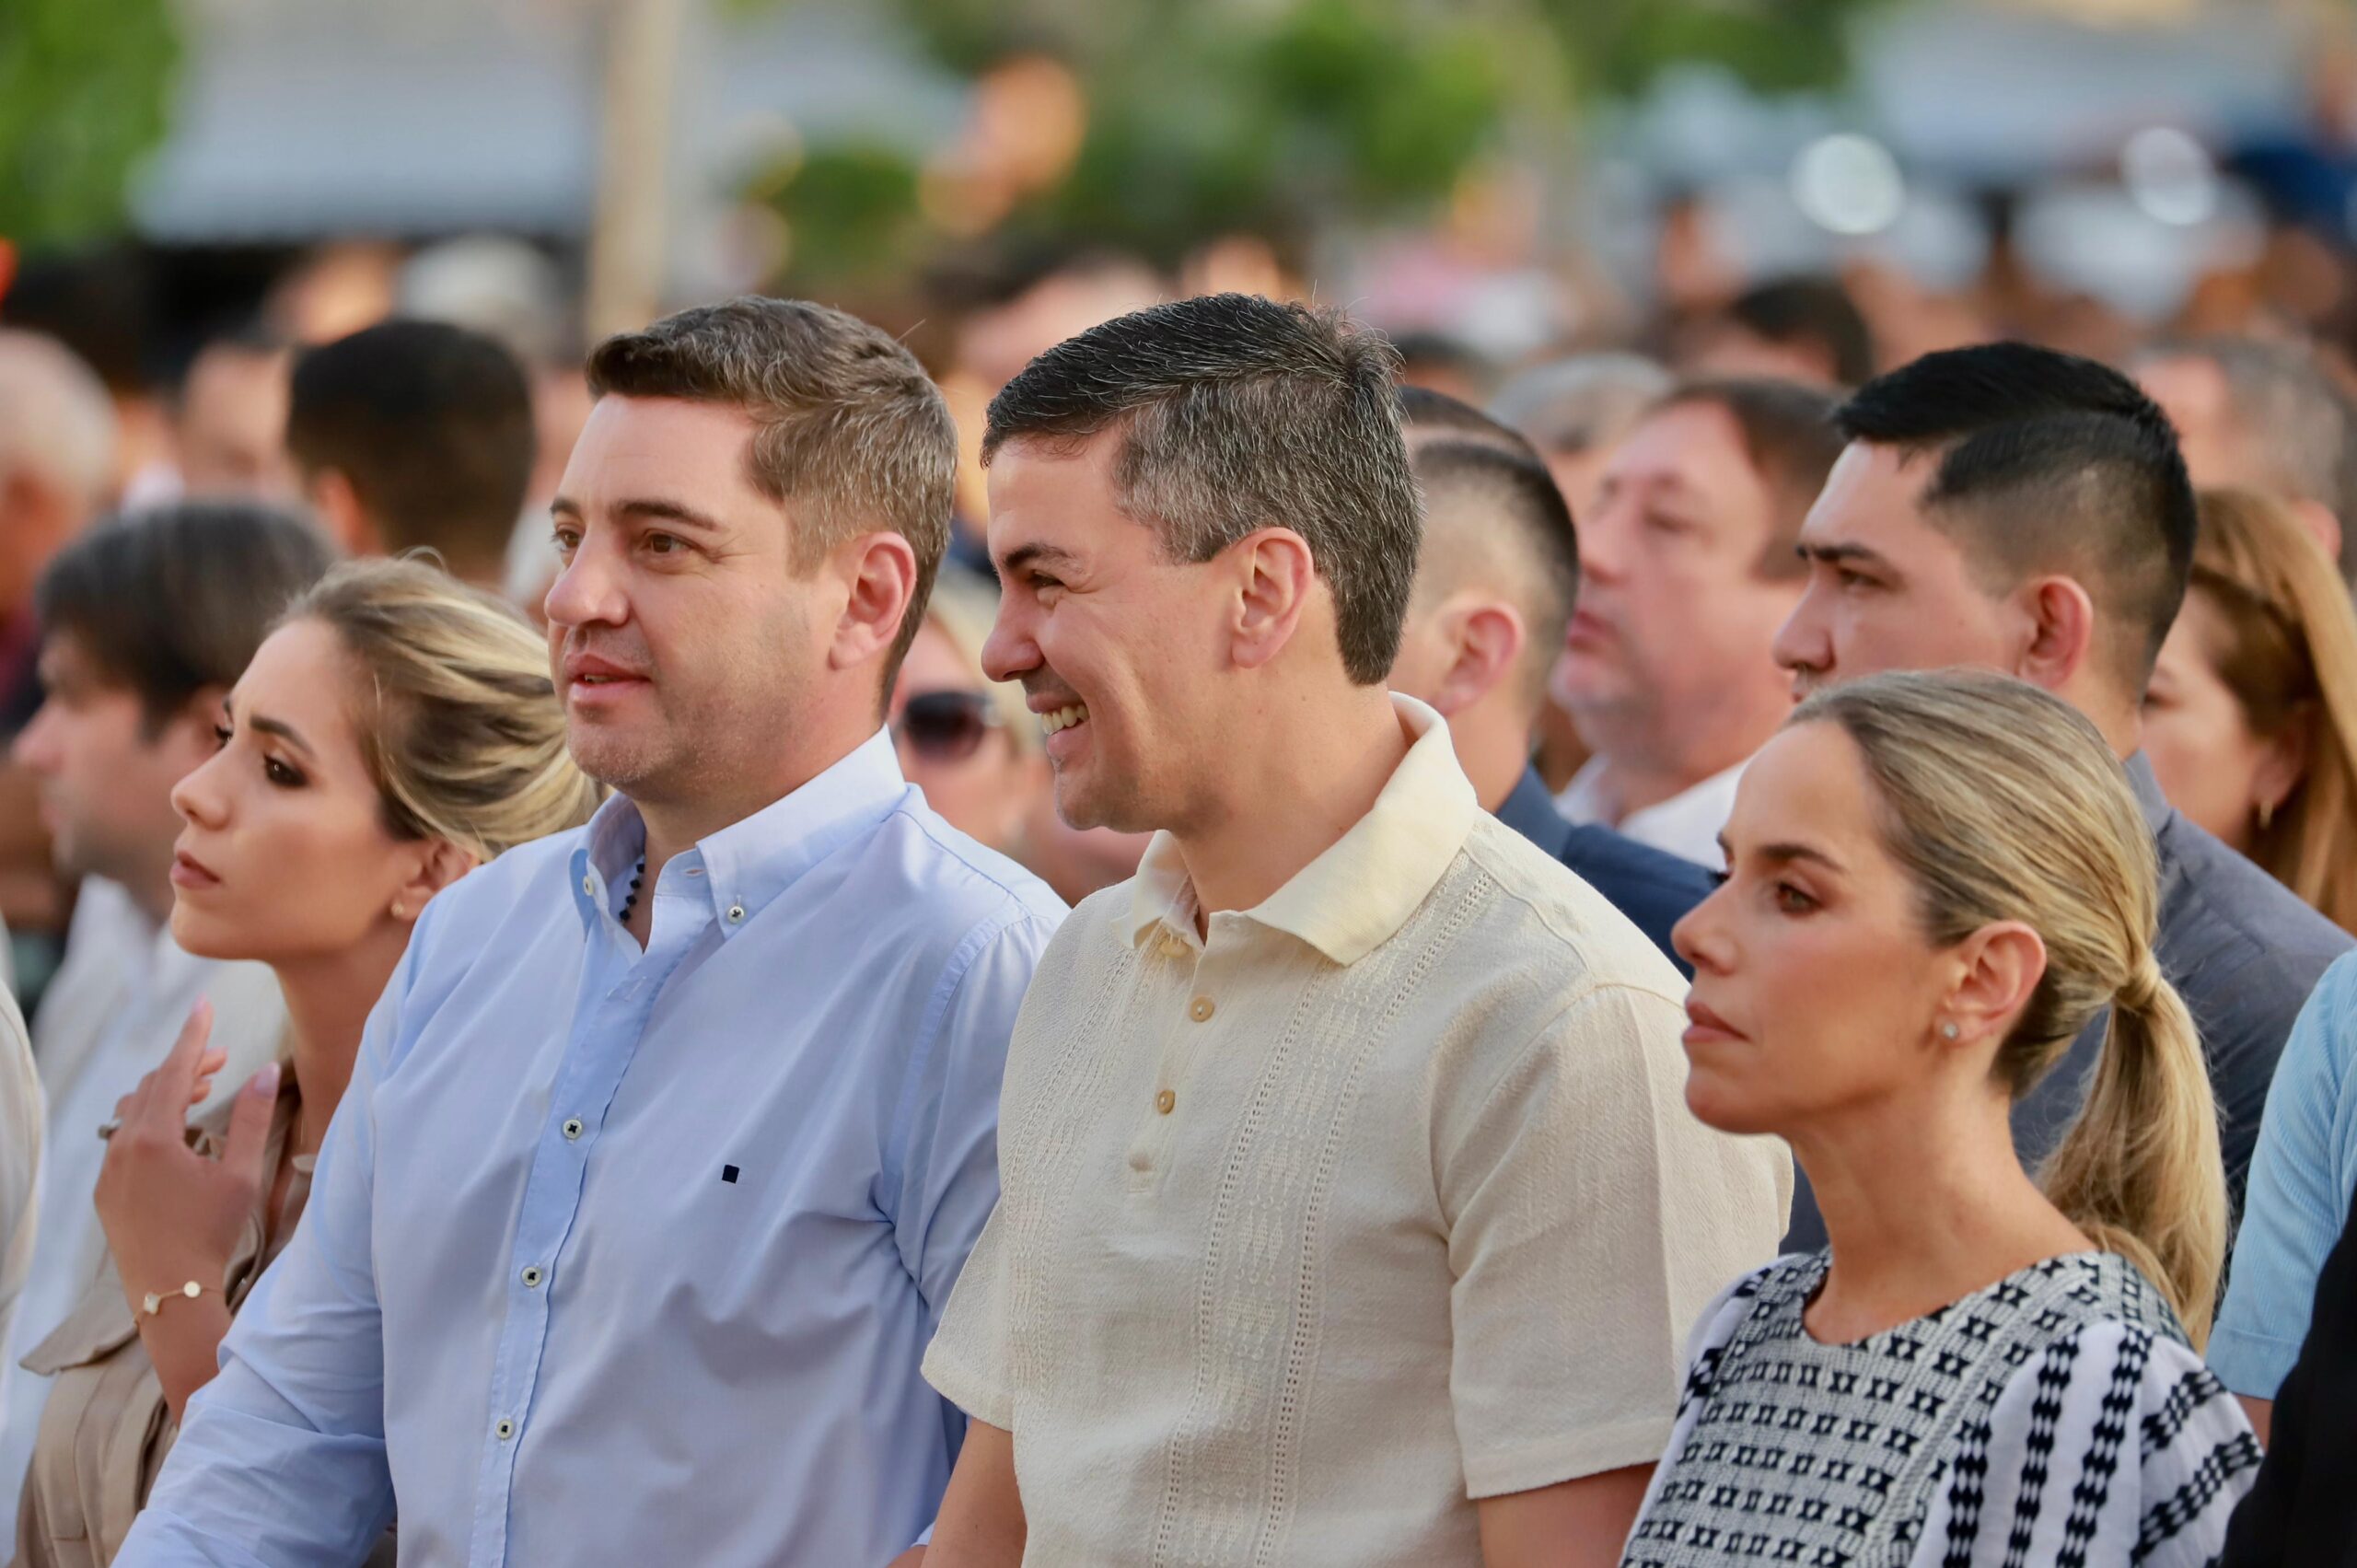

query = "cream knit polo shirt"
924;695;1792;1566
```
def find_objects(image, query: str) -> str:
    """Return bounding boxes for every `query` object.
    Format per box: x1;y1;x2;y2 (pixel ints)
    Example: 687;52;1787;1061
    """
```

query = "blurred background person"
0;990;38;1544
0;503;331;1541
1554;378;1843;868
1487;353;1675;792
2136;337;2357;583
168;329;297;504
1636;670;2251;1565
14;559;600;1566
888;568;1044;859
1671;274;1877;389
284;319;537;594
1388;388;1714;967
1487;354;1674;543
2143;488;2357;935
0;331;122;960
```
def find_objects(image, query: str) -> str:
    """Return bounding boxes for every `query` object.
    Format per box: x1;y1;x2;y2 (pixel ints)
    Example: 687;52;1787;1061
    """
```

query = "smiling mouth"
1039;703;1088;736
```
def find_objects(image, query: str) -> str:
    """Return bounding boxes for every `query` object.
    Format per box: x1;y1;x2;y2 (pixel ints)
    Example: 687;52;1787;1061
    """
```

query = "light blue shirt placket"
467;841;714;1564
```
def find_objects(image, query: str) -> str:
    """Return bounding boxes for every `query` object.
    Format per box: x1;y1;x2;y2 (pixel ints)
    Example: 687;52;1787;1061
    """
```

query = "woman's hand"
94;999;278;1318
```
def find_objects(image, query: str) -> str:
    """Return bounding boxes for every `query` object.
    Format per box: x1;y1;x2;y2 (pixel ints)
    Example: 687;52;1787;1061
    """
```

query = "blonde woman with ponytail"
17;560;600;1566
1620;668;2258;1568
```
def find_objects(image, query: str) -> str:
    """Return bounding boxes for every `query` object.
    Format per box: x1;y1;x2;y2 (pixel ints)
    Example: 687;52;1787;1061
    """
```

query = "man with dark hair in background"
1679;275;1875;389
1555;378;1844;868
0;503;333;1540
171;328;298;503
285;319;537;590
2136;334;2357;581
920;295;1785;1567
1772;341;2351;1249
1387;387;1713;967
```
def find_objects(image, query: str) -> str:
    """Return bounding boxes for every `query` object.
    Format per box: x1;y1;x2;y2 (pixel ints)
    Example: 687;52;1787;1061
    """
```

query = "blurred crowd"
1;187;2357;1565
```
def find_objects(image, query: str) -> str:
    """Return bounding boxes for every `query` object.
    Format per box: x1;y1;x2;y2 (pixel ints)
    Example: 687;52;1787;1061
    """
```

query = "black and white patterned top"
1621;1250;2261;1567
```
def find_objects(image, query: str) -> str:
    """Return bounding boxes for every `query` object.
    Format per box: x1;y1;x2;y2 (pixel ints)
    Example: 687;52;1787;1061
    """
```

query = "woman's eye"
1772;882;1818;914
211;723;232;750
263;757;306;789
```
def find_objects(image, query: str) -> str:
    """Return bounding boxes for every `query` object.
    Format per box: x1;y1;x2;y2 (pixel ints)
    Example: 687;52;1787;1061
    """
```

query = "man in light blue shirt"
2213;951;2357;1441
118;298;1064;1567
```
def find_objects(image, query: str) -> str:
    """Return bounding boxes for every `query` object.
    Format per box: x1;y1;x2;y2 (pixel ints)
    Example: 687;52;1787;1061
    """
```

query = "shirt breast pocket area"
586;1138;900;1346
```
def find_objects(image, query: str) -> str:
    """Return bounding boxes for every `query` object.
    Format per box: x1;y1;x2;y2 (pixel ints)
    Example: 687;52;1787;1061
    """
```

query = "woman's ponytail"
1794;671;2231;1346
2038;953;2226;1346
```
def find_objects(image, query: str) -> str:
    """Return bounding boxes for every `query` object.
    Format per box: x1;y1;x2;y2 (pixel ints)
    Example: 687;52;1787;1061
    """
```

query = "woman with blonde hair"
2143;486;2357;934
1621;669;2256;1567
15;559;601;1566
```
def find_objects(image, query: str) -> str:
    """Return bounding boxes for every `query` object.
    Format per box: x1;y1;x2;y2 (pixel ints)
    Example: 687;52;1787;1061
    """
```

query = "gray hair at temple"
1489;354;1675;463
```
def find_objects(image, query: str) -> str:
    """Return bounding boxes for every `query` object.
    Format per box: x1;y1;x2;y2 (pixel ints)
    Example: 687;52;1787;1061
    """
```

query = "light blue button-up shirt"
119;729;1064;1568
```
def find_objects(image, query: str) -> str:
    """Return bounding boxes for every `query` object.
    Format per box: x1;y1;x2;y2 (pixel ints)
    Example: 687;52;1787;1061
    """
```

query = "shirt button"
1189;995;1214;1023
495;1418;516;1441
562;1118;584;1141
1155;1088;1176;1115
520;1265;544;1288
1160;932;1188;958
726;903;746;923
581;874;595;896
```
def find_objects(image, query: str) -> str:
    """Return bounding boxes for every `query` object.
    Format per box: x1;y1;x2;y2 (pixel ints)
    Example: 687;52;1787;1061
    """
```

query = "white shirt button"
581;874;595;896
562;1118;584;1141
521;1265;544;1288
726;903;747;923
495;1418;516;1441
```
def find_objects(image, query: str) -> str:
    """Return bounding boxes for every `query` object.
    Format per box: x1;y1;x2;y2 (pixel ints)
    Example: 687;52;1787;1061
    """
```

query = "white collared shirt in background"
0;878;285;1539
1557;759;1748;872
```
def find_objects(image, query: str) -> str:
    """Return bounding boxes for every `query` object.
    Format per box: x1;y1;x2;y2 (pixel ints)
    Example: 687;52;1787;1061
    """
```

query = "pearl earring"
391;900;407;920
1940;1021;1960;1041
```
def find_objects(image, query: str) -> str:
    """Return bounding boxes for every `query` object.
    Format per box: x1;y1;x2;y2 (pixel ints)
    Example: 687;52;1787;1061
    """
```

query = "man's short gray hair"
982;294;1419;686
0;330;117;517
1489;353;1674;458
2145;335;2357;579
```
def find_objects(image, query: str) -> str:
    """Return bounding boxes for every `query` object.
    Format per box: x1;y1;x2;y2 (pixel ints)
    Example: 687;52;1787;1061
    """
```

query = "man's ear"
1229;528;1318;671
828;530;920;677
2015;575;2098;694
1422;596;1524;718
307;469;378;558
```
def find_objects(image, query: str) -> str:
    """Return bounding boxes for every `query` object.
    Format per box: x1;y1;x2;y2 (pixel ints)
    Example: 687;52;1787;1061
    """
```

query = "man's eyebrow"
999;541;1081;575
547;496;726;536
1794;540;1891;570
248;714;316;758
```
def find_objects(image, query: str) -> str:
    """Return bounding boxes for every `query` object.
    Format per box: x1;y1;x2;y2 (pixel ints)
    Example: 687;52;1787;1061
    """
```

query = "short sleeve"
921;1196;1018;1432
1912;1321;2262;1568
1438;982;1791;1499
2212;953;2357;1400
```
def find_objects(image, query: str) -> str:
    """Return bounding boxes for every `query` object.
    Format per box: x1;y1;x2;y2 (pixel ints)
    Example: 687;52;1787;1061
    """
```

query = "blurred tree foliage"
0;0;179;245
759;0;1889;292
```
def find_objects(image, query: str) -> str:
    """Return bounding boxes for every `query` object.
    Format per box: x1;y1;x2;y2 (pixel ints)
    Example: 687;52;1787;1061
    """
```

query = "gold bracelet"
141;1281;206;1317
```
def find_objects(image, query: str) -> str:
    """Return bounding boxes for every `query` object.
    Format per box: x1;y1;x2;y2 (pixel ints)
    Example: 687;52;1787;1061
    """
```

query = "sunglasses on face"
892;690;1005;763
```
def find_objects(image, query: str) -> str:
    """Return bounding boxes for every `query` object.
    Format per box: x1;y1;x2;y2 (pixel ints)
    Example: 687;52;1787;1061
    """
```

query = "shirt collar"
2120;750;2173;838
569;728;911;937
1126;694;1480;967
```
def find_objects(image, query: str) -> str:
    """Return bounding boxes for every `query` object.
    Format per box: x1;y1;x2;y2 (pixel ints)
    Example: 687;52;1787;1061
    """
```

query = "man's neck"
1170;686;1409;923
1447;699;1537;815
122;847;179;929
1578;749;1732;825
633;722;878;891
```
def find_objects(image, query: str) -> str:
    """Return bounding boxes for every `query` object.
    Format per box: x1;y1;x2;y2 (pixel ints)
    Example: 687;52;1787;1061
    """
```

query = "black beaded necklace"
621;856;645;919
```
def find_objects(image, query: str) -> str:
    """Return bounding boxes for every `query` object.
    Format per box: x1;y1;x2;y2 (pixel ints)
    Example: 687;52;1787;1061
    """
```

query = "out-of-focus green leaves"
1544;0;1898;99
0;0;179;245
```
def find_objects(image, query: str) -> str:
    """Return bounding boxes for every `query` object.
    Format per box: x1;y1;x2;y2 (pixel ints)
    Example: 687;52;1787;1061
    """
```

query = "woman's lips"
170;850;220;890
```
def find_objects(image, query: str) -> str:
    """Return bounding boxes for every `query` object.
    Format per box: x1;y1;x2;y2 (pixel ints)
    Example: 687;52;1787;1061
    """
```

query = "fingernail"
250;1062;280;1097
